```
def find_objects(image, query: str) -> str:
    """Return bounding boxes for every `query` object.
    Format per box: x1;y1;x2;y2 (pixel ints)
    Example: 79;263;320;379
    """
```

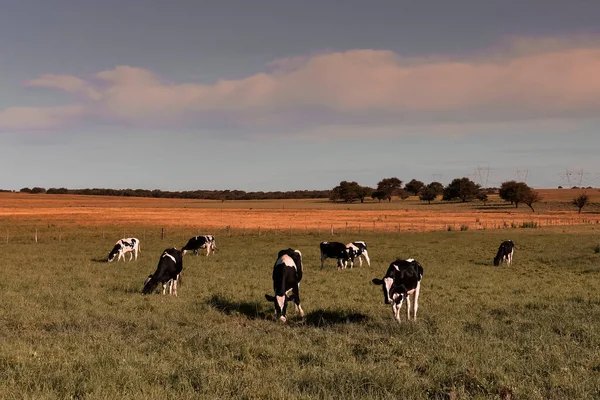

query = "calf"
182;235;217;256
264;248;304;322
493;240;514;266
345;241;371;268
320;241;351;271
142;248;183;296
108;238;140;262
371;258;423;322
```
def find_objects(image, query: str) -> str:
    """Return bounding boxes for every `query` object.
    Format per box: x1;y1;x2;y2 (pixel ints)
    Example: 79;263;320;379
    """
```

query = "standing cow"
108;238;140;262
264;248;304;322
320;242;351;271
142;248;183;296
182;235;217;256
371;258;423;322
345;241;371;268
493;240;514;266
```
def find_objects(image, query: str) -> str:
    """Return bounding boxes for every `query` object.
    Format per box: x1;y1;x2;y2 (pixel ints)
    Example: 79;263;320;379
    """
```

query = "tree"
404;179;425;195
371;191;386;203
31;187;46;194
355;186;373;204
499;181;532;208
20;187;32;193
428;182;444;196
331;181;361;203
397;189;410;201
476;191;489;205
442;177;480;202
376;177;403;202
419;185;438;204
522;189;542;212
572;193;590;214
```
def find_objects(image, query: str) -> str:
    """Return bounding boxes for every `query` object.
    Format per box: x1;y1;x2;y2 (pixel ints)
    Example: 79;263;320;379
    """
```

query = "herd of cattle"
106;235;515;322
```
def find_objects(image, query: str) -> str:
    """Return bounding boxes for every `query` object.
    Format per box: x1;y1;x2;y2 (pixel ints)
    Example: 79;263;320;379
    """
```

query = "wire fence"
1;215;599;244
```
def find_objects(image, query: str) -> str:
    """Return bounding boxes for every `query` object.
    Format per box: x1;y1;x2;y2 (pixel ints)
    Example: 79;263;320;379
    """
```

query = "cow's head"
142;275;156;294
372;276;394;304
493;256;501;266
107;244;121;262
265;294;291;322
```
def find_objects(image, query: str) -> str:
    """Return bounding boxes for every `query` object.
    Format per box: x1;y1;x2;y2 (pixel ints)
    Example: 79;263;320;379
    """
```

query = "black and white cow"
320;241;351;271
182;235;217;256
371;258;423;322
142;248;183;296
493;240;514;266
345;241;371;268
264;248;304;322
108;237;140;262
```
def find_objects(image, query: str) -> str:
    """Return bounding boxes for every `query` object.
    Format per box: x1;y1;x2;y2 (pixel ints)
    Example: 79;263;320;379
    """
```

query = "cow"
108;238;140;262
142;248;183;296
371;258;423;322
493;240;514;266
182;235;217;256
320;241;351;271
345;241;371;268
264;248;304;322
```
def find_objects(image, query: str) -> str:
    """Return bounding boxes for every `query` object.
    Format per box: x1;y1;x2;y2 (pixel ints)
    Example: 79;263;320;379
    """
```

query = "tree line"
16;187;331;201
330;177;549;212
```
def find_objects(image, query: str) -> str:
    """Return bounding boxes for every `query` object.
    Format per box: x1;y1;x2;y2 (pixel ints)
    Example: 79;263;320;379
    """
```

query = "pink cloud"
0;106;85;131
2;35;600;133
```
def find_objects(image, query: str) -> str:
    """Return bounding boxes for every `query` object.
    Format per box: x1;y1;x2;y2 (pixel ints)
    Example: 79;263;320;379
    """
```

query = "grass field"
0;190;599;233
1;222;599;399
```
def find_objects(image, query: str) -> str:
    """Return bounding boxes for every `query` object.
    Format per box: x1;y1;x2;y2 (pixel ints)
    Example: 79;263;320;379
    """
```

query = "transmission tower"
477;164;491;188
516;168;529;183
431;173;442;183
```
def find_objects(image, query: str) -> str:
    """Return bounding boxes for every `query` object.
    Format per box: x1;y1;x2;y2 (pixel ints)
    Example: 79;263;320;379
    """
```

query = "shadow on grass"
303;309;369;328
207;295;266;320
91;257;108;263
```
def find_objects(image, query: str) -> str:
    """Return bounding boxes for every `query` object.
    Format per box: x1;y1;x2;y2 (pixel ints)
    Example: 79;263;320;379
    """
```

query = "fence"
1;215;599;244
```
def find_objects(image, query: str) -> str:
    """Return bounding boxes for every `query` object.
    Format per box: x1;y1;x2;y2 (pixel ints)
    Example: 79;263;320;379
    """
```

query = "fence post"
143;230;146;240
161;228;165;240
358;224;361;234
345;222;348;235
258;226;261;237
35;229;38;243
59;229;62;243
330;225;334;236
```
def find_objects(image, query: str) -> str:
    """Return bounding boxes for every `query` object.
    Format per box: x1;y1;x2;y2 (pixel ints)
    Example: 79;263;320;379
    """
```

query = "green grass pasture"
0;225;599;399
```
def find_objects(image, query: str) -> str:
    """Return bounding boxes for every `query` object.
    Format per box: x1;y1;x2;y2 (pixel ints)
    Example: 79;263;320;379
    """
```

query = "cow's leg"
293;285;304;317
172;279;178;297
162;283;167;295
406;293;411;320
320;253;325;270
413;282;420;320
357;256;362;267
508;251;513;266
128;252;133;261
134;248;138;261
363;250;371;266
206;246;210;256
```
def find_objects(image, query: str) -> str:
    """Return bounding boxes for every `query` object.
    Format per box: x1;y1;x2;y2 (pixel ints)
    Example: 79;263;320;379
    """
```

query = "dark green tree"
442;177;480;202
376;177;403;202
419;185;438;204
572;193;589;214
499;181;531;208
428;181;444;196
371;190;386;203
404;179;425;195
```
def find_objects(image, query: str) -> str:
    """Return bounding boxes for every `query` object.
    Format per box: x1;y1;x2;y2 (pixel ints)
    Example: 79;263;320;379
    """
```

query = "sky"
1;0;600;191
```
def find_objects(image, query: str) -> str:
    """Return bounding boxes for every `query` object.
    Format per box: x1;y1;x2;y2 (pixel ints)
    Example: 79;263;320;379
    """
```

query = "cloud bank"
2;36;600;134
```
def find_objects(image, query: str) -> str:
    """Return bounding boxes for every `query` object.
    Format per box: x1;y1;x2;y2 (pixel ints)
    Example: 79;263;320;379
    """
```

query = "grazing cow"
320;241;351;271
264;248;304;322
182;235;217;256
108;238;140;262
345;241;371;268
371;258;423;322
142;248;183;296
494;240;514;266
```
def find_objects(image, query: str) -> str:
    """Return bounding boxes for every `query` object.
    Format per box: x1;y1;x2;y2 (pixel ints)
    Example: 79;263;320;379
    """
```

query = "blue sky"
1;0;599;190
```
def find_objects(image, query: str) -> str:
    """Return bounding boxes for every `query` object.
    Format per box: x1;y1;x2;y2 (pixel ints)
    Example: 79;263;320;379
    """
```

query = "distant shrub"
460;224;469;231
447;225;454;231
594;245;600;254
520;221;538;229
511;222;518;229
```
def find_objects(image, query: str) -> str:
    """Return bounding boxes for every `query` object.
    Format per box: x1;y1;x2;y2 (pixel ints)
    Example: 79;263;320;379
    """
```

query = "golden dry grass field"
0;189;598;233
